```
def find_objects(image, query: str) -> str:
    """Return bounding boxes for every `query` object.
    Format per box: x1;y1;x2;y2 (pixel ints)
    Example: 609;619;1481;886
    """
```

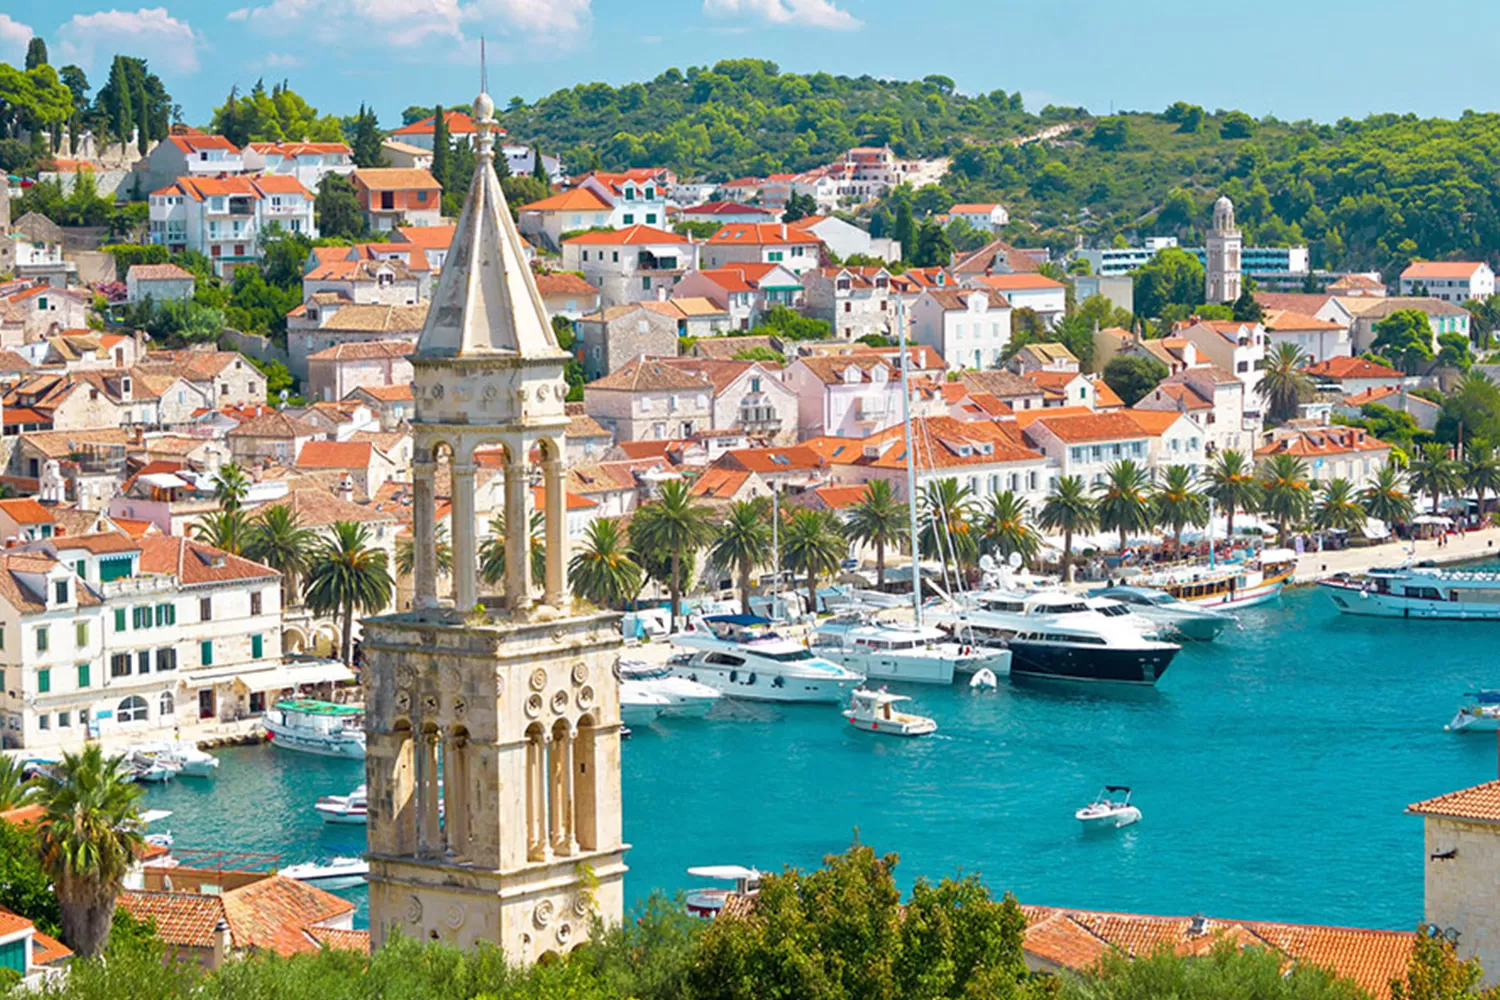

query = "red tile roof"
688;467;751;499
222;874;354;955
708;222;821;246
168;134;238;153
564;224;687;246
137;536;279;584
1255;425;1391;459
1302;357;1404;380
118;891;226;948
681;200;767;216
128;263;195;281
1408;780;1500;822
391;109;481;136
1402;261;1487;280
519;187;611;213
971;273;1065;291
297;440;374;469
1028;410;1152;443
812;484;871;509
533;272;600;296
352;168;440;192
0;498;55;525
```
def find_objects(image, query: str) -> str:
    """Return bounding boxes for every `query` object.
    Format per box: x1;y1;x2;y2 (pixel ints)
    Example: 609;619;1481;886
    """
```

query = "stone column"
548;729;566;852
559;726;578;856
542;451;567;607
504;450;532;608
366;729;415;856
526;730;547;862
452;460;478;611
413;456;439;609
443;734;468;860
418;731;443;857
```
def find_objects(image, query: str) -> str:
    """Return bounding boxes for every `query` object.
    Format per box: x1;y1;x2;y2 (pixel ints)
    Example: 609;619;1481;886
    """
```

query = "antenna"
480;36;488;93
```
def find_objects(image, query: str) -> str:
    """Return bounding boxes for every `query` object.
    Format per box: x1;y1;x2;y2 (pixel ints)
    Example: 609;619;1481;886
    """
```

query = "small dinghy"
969;668;998;691
1446;691;1500;732
281;856;369;888
843;688;937;737
1075;786;1141;829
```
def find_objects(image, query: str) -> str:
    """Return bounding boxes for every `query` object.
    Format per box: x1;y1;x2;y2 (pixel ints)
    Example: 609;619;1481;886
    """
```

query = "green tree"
1039;475;1097;582
843;479;907;587
911;218;953;268
1102;355;1169;406
1261;342;1313;424
1259;454;1314;546
1313;478;1367;533
430;104;450;192
979;491;1039;567
782;191;817;223
629;479;717;628
0;755;35;812
1090;116;1132;150
479;510;545;590
25;38;47;71
709;498;773;614
1232;287;1265;322
893;197;916;260
1408;442;1462;516
780;508;846;613
1361;464;1415;534
919;477;980;569
1133;247;1205;319
0;820;59;935
315;173;366;241
1205;449;1262;540
568;517;642;610
1438;371;1500;446
303;521;394;664
35;744;145;956
351;103;385;167
1220;110;1256;139
244;505;316;608
1437;331;1472;370
1372;310;1437;375
191;509;250;556
1464;439;1500;516
1060;938;1368;1000
1095;460;1155;551
211;461;250;511
1153;464;1209;557
396;522;452;578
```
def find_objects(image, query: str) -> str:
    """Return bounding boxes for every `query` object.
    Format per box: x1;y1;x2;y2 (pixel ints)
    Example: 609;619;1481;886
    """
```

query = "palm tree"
709;499;772;614
842;479;907;588
1464;438;1500;518
568;517;642;610
212;461;251;512
629;479;717;629
244;504;316;607
0;755;35;811
1362;464;1415;535
191;509;249;556
1314;478;1367;533
1259;454;1314;547
396;523;453;578
35;744;144;957
1095;460;1154;553
304;520;394;665
1153;464;1209;558
979;491;1039;568
918;478;979;570
1039;476;1097;582
1205;449;1262;541
1408;442;1462;516
1260;342;1312;424
479;511;546;588
780;508;846;614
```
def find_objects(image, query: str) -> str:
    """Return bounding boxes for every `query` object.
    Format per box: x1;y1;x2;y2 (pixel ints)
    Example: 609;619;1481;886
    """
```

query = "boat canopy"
1105;785;1132;793
687;865;759;880
273;699;362;716
1469;691;1500;704
704;614;773;626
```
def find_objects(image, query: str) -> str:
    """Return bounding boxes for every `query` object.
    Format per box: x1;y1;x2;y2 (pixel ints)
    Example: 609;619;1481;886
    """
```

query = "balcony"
101;573;176;599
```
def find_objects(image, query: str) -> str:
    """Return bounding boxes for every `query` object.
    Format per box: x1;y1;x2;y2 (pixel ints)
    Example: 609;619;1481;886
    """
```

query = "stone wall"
1424;816;1500;985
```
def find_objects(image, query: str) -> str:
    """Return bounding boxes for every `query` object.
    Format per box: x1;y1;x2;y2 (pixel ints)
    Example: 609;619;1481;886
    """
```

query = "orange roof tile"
1254;426;1391;459
1303;357;1404;380
972;273;1065;291
688;468;751;499
1408;780;1500;822
1402;261;1487;280
391;109;480;136
519;188;611;213
812;484;871;509
1125;409;1190;435
118;891;227;948
137;536;279;585
533;272;599;296
222;875;354;956
1094;381;1125;408
707;223;821;246
353;168;440;191
391;224;457;250
564;224;688;246
1028;410;1151;442
296;440;374;469
0;498;55;525
722;445;827;473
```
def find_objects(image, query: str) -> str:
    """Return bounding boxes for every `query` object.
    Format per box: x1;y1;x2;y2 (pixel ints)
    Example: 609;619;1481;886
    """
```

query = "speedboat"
669;614;864;703
684;865;760;919
1447;691;1500;733
620;682;672;727
1075;786;1141;829
1323;565;1500;620
280;856;369;888
130;742;220;778
810;614;1010;685
125;753;177;783
264;700;366;758
314;785;369;825
1089;585;1235;641
618;659;722;718
843;688;937;737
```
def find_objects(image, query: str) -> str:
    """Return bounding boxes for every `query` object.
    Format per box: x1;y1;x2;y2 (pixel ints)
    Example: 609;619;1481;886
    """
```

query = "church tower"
1205;194;1242;303
361;90;626;962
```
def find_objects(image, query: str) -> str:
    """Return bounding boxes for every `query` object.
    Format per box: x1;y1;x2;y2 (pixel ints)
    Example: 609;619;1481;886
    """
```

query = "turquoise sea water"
141;583;1500;931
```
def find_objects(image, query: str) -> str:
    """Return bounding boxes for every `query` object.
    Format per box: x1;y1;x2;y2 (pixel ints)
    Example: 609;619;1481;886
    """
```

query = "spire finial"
473;35;495;166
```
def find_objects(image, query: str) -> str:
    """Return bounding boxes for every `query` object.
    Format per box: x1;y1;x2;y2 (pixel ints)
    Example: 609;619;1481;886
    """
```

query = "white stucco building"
910;288;1012;371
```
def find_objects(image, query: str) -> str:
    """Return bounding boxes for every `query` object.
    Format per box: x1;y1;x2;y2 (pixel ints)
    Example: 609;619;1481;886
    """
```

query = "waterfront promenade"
1291;526;1500;585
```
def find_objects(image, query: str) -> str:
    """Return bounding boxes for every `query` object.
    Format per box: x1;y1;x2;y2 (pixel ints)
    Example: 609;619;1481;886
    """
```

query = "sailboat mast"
897;297;922;627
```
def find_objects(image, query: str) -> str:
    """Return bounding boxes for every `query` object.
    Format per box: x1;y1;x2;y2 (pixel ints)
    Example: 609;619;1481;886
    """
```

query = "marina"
139;575;1500;931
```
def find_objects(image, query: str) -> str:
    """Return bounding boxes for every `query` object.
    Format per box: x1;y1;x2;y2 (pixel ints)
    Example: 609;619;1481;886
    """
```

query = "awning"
1361;517;1391;540
236;660;355;693
138;472;191;489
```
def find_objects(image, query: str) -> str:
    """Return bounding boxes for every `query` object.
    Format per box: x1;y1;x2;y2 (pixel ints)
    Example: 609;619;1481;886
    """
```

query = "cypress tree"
531;145;549;184
430;105;449;191
108;57;134;150
134;72;150;153
24;38;47;70
222;86;239;147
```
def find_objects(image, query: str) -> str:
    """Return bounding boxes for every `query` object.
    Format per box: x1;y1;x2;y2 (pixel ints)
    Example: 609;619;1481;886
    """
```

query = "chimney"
338;473;355;503
780;222;787;240
212;918;230;968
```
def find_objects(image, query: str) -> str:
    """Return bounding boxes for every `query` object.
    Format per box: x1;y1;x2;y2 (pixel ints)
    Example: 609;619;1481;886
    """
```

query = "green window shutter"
114;608;126;631
168;603;176;625
75;560;86;580
201;640;213;666
0;937;25;974
37;668;49;694
77;663;90;688
252;634;264;659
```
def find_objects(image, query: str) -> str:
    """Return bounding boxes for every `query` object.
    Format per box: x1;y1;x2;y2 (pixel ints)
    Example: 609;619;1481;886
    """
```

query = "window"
201;640;213;666
200;597;212;622
77;663;90;688
111;653;131;678
114;608;126;631
155;603;175;626
133;606;150;629
35;627;47;653
37;715;48;731
138;650;151;675
623;214;635;225
37;669;49;694
58;711;70;728
156;648;177;672
117;696;148;723
54;581;68;605
252;634;264;659
646;213;657;225
642;276;651;291
251;592;263;616
75;621;88;648
160;692;174;717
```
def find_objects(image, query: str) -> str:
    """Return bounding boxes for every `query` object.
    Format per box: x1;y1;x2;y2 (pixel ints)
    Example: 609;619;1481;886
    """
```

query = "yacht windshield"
763;648;815;662
1036;601;1089;614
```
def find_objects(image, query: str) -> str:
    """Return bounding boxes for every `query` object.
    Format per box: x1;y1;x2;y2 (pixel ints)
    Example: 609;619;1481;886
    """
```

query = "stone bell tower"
1205;194;1242;304
361;89;626;962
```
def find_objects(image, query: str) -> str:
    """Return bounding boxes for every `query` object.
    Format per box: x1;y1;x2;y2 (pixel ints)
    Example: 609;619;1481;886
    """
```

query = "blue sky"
4;0;1494;130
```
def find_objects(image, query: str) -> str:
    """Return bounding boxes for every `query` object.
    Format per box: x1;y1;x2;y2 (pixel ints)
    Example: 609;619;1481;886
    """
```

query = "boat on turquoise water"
314;784;368;824
1322;565;1500;620
281;856;369;888
1125;549;1296;611
264;700;366;758
684;865;760;918
618;659;722;717
669;614;864;703
810;614;1010;685
125;752;176;783
129;741;220;778
1446;692;1500;732
843;688;937;737
1076;786;1141;830
1088;586;1235;641
620;682;672;727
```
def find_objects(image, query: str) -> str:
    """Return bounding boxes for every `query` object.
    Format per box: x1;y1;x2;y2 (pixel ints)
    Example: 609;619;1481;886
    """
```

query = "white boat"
684;865;760;918
1088;585;1235;641
620;682;672;727
129;742;220;778
264;700;366;758
842;688;937;737
969;668;998;690
1322;564;1500;620
810;614;1010;685
1127;549;1295;610
314;785;368;825
138;808;174;849
669;614;864;704
618;659;722;717
1447;691;1500;732
126;753;177;783
281;856;369;888
1075;786;1141;829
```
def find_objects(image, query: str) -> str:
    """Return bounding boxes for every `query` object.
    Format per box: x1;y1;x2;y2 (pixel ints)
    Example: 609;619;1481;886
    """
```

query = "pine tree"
430;105;449;192
221;86;240;147
24;38;47;70
531;145;549;183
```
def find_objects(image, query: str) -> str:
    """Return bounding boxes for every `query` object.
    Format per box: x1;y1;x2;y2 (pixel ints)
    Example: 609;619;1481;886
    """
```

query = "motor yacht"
264;700;366;758
618;659;722;718
685;865;760;918
669;614;864;704
1447;691;1500;733
129;742;220;778
1075;786;1141;829
810;614;1010;685
314;785;369;825
1089;585;1234;641
281;857;369;889
843;688;937;737
1322;565;1500;619
620;682;672;727
125;752;177;783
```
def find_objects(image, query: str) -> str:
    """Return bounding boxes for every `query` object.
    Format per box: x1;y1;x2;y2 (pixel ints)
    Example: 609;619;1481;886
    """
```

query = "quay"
1290;526;1500;585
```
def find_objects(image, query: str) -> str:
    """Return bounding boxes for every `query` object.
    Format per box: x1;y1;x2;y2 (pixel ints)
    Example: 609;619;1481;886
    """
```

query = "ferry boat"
1446;692;1500;733
843;688;937;737
685;865;760;918
1088;586;1235;641
1321;565;1500;619
314;784;368;824
669;614;864;704
810;615;1010;685
264;700;366;758
618;659;722;717
1126;549;1296;610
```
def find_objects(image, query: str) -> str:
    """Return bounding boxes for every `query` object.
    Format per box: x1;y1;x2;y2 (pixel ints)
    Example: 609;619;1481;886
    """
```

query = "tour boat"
669;614;864;704
129;742;220;778
1446;692;1500;733
843;688;937;737
264;700;366;758
810;614;1010;685
314;785;369;825
1075;786;1141;829
620;682;672;727
1321;565;1500;620
684;865;760;918
1126;549;1296;610
1088;585;1235;641
617;659;722;717
281;856;369;888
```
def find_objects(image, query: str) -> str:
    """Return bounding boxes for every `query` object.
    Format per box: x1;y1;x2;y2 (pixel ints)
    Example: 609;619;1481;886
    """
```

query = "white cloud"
56;8;202;75
703;0;860;31
0;14;33;66
225;0;590;50
258;52;304;68
464;0;591;43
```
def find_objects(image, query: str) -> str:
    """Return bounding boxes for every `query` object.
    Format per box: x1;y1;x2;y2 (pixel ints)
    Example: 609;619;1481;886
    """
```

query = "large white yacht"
1321;564;1500;619
810;614;1010;685
669;614;864;703
618;659;722;717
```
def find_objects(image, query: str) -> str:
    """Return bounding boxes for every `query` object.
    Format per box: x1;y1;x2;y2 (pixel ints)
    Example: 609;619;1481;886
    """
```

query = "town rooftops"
138;536;279;585
227;410;322;439
680;200;767;216
390;225;457;251
351;168;440;191
1029;410;1152;443
306;340;414;362
588;357;711;392
1255;425;1390;458
167;134;238;154
924;288;1009;311
1342;385;1439;410
519;187;612;213
153;174;312;201
0;497;55;525
951;237;1042;274
128;263;195;282
390;109;483;137
1408;779;1500;823
1255;291;1340;315
1263;309;1345;332
960;369;1045;400
296;440;374;469
292;302;429;331
263;488;397;527
247;141;351;159
1328;273;1386;293
1302;357;1403;380
971;273;1065;291
693;335;777;360
708;223;821;246
687;467;751;500
948;203;1002;214
1401;260;1488;280
1342;296;1470;318
533;272;600;297
564;224;688;246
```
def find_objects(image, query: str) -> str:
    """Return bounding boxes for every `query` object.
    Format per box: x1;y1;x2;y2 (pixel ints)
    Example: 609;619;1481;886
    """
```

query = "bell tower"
1205;194;1242;304
361;89;626;962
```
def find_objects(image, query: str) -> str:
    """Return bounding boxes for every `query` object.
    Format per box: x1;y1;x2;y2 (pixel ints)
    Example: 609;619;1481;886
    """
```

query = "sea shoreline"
1289;525;1500;587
